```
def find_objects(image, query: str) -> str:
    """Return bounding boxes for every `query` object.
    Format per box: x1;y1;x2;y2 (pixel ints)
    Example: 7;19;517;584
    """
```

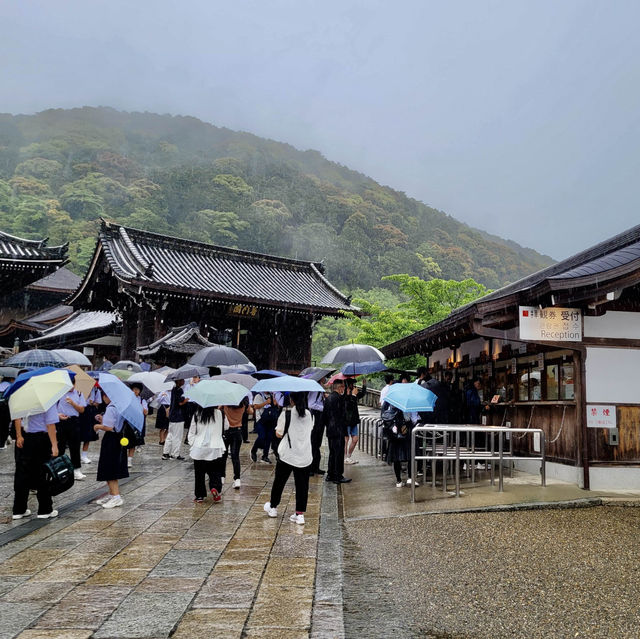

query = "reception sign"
519;306;582;341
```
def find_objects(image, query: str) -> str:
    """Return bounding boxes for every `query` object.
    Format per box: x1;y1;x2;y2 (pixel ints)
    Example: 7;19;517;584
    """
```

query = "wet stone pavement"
0;426;342;639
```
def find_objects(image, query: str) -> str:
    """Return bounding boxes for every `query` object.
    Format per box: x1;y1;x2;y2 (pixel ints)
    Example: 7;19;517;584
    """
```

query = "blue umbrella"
384;383;437;413
252;375;324;394
340;360;388;376
4;366;76;399
97;373;144;432
4;349;65;369
251;369;286;379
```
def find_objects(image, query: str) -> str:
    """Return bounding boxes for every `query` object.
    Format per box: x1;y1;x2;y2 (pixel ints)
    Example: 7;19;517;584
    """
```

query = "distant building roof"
25;310;120;346
0;230;69;295
137;322;216;357
68;220;356;316
27;267;81;293
24;304;74;325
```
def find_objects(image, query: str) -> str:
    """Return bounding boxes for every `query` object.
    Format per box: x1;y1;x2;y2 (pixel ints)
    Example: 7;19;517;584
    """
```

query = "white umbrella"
52;348;92;367
128;371;173;394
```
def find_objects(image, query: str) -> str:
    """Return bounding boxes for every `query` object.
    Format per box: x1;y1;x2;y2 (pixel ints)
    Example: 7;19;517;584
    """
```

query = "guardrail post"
541;430;546;487
455;429;461;497
498;431;504;492
411;428;416;503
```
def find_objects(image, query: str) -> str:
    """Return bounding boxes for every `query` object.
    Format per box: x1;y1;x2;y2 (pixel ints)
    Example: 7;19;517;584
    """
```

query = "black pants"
226;428;242;479
193;458;223;498
393;461;413;482
13;432;53;516
327;435;344;481
56;417;81;469
310;409;325;472
252;425;274;459
241;411;249;442
270;460;310;513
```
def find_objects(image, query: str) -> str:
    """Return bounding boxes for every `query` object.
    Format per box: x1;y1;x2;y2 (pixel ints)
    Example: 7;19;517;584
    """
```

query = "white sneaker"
233;478;241;489
289;513;305;525
396;481;403;488
345;457;358;465
102;495;124;509
263;501;277;518
37;510;59;519
405;478;419;486
81;456;92;464
221;476;225;485
95;495;112;505
127;458;132;468
74;470;86;480
12;509;31;520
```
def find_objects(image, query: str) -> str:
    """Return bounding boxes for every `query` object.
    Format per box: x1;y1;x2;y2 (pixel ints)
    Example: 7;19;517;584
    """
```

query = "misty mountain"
0;106;554;290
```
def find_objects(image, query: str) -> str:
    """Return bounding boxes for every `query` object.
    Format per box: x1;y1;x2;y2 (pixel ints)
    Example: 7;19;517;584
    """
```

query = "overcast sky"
1;0;639;260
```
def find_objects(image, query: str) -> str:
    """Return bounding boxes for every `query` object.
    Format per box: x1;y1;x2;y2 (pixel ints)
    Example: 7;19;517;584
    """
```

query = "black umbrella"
299;367;335;382
165;364;209;382
320;344;385;365
188;345;250;367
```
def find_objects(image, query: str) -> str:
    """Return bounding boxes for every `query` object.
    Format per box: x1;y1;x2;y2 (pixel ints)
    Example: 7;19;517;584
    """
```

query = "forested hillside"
0;107;553;290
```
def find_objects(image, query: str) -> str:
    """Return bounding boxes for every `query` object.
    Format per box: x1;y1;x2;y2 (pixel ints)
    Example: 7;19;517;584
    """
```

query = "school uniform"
307;391;325;473
96;404;128;482
163;386;185;458
13;406;58;516
0;380;11;447
80;386;101;443
154;390;170;430
188;410;225;498
56;388;86;469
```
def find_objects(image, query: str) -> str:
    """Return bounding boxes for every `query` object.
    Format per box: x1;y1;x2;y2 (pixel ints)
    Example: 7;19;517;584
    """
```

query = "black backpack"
43;454;75;496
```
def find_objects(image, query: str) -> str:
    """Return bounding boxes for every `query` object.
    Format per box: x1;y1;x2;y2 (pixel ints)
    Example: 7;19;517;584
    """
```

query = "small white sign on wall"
587;405;617;429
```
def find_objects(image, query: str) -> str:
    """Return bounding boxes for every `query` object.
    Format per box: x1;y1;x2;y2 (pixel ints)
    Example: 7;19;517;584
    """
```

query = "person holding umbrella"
127;383;148;468
323;379;351;484
93;387;128;508
162;380;188;461
188;405;225;503
56;379;87;481
0;370;17;449
263;391;313;524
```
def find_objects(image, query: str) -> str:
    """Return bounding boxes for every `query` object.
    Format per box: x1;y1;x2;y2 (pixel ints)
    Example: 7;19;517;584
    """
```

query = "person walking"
223;396;252;488
154;388;170;446
12;405;60;520
93;389;128;508
344;377;366;465
188;406;225;503
323;379;351;484
382;403;417;487
308;386;326;476
56;380;87;481
251;393;278;464
263;392;313;524
162;380;187;460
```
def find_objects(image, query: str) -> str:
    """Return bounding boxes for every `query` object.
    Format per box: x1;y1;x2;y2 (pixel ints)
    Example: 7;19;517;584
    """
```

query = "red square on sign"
522;310;529;317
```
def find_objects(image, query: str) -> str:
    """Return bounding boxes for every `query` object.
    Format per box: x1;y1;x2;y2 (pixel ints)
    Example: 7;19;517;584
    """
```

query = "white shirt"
188;412;225;461
275;409;313;468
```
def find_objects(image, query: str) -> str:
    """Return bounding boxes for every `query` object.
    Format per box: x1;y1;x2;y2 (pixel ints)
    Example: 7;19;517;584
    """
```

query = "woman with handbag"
12;405;60;520
93;390;128;509
263;392;313;525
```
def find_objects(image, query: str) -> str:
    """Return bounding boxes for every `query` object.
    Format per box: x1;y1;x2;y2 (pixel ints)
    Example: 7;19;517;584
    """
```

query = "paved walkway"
0;427;341;639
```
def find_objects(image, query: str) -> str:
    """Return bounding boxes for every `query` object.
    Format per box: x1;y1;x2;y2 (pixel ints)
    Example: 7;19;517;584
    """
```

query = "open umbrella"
340;360;387;376
8;369;74;420
66;365;96;399
0;366;21;380
327;372;354;385
384;383;437;413
110;369;135;381
251;369;286;379
217;363;256;374
209;373;257;390
112;360;142;373
320;344;385;365
165;364;209;382
4;349;65;369
4;366;69;399
188;345;250;367
252;375;324;394
154;366;175;376
52;349;92;367
127;371;173;395
185;379;249;407
302;369;335;383
97;373;144;431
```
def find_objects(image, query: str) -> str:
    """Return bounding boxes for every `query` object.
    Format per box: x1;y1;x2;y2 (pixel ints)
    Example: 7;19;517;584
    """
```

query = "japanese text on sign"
586;405;617;429
227;304;259;318
519;306;582;341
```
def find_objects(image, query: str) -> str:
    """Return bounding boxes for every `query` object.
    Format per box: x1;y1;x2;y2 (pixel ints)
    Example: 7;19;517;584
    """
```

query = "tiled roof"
137;322;216;356
69;221;355;315
28;267;81;292
25;311;120;344
0;231;68;262
24;304;74;325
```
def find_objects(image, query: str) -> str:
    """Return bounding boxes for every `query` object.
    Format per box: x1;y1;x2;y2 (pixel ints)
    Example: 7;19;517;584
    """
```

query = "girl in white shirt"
187;406;225;503
263;392;313;524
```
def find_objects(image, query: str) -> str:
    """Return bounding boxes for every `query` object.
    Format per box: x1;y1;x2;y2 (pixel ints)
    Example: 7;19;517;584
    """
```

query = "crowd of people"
2;362;492;524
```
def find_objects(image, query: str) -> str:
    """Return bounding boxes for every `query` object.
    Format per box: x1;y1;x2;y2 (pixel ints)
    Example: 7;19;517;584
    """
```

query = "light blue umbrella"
341;360;388;375
98;373;144;432
384;383;437;413
252;375;324;394
185;380;249;407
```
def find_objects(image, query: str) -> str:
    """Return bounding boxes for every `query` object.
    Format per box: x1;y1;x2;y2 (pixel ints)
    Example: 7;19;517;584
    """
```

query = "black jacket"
323;391;346;439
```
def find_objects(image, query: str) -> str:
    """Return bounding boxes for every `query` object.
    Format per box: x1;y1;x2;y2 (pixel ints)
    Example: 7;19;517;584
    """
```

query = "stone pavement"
0;427;343;639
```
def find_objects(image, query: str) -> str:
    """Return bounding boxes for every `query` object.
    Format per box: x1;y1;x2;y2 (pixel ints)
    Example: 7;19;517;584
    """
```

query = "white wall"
585;346;640;404
584;311;640;339
429;347;451;367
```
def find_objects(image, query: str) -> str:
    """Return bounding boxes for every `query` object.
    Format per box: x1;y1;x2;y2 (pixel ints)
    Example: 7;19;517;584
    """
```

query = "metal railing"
410;425;546;502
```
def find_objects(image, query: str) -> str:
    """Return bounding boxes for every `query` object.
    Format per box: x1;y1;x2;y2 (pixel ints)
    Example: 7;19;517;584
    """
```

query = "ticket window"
561;362;575;400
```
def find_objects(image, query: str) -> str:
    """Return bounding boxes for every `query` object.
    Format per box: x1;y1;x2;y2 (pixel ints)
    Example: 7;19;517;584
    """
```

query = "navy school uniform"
96;404;129;482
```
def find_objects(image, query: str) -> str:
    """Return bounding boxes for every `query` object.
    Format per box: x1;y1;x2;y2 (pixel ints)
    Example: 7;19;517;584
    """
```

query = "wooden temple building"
67;221;356;372
383;224;640;491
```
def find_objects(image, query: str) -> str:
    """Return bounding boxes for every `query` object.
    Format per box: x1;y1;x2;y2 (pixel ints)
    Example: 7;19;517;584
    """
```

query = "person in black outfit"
323;379;351;484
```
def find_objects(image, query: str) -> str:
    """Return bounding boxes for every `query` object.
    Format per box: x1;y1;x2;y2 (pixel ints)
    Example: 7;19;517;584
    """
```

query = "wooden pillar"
269;312;280;370
575;348;590;490
120;308;137;361
135;306;146;357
